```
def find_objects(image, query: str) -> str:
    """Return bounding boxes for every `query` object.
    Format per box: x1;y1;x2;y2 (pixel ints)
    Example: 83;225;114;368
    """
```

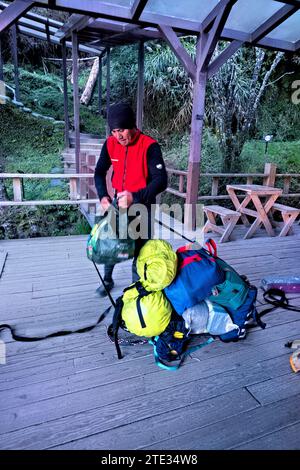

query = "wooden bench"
270;203;300;237
203;205;240;243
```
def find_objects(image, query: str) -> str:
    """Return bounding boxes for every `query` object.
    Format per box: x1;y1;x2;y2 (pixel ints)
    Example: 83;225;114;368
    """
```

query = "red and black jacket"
94;130;168;206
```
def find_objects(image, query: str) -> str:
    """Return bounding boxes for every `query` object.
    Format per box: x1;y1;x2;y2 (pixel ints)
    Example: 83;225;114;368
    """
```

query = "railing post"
12;177;22;201
69;177;77;200
211;176;219;197
179;175;184;193
247;176;253;185
263;163;277;187
283;176;291;194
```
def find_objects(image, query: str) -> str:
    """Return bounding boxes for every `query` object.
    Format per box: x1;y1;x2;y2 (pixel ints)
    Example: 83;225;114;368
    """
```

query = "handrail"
0;173;98;206
166;165;300;201
0;82;16;101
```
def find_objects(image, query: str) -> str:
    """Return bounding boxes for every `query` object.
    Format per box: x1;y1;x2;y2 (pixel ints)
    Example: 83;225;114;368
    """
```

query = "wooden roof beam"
158;24;196;81
251;4;298;43
0;0;35;33
207;39;243;78
201;0;234;33
131;0;148;22
198;0;237;73
17;24;103;53
55;14;94;40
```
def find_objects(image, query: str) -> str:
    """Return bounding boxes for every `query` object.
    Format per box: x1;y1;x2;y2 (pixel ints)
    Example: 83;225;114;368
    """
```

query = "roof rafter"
0;0;35;33
158;23;196;81
131;0;148;22
251;4;298;43
207;39;243;78
55;14;94;40
198;0;237;73
17;24;103;53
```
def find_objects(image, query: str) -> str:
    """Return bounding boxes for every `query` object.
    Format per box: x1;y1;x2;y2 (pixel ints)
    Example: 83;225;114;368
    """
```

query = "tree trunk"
80;57;99;105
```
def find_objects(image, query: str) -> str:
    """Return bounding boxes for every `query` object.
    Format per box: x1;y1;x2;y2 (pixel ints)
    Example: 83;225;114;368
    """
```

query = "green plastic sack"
86;205;135;265
208;258;249;310
121;284;172;337
136;240;177;291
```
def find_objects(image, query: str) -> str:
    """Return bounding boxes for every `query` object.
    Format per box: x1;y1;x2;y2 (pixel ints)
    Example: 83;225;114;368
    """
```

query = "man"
94;102;168;296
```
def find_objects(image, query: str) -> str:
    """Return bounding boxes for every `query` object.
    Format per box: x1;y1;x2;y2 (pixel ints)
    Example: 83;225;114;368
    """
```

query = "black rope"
0;306;112;342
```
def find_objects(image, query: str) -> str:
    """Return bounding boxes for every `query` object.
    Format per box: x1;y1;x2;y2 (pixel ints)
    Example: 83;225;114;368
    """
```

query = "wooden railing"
166;163;300;203
1;164;299;209
0;173;98;206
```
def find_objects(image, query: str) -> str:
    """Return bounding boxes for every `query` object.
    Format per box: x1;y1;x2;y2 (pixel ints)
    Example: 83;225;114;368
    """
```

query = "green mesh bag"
87;205;135;265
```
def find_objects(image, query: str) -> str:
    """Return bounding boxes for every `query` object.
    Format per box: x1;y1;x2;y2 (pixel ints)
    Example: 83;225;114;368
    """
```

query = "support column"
136;40;144;130
106;47;111;136
72;31;80;174
98;55;102;115
61;39;70;148
0;34;3;82
10;24;19;102
185;35;208;230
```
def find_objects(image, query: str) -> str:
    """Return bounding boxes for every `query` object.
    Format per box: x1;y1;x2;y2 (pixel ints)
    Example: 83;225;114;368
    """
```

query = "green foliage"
0;206;90;239
0;102;90;239
241;139;300;173
256;75;300;141
3;64;106;134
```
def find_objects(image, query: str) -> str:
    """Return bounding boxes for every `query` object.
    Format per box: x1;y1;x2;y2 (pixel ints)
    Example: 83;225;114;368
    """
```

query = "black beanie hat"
108;103;136;131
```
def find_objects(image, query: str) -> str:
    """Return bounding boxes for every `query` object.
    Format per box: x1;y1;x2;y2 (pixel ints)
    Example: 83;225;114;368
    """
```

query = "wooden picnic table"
226;184;283;239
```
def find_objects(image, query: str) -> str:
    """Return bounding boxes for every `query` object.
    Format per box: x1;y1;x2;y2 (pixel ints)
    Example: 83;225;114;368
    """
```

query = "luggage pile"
111;238;261;369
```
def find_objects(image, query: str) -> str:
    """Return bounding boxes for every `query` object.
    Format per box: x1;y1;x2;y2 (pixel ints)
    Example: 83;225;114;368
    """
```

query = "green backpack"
208;258;249;310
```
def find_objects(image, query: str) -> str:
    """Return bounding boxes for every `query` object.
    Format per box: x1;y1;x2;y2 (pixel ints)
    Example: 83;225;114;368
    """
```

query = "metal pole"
106;47;111;137
136;40;145;130
98;55;102;115
0;34;3;82
10;24;20;102
72;31;80;174
61;39;70;148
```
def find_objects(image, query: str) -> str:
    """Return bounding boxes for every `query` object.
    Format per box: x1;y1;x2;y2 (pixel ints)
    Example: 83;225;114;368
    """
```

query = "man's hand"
100;196;111;211
117;190;133;209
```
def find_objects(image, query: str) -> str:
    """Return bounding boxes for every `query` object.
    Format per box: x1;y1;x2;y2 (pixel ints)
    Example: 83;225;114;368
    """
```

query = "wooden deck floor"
0;225;300;450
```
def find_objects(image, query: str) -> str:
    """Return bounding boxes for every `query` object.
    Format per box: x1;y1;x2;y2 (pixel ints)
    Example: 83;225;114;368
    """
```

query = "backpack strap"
0;306;112;342
149;336;214;371
110;281;152;359
111;296;125;360
259;288;300;316
135;281;152;329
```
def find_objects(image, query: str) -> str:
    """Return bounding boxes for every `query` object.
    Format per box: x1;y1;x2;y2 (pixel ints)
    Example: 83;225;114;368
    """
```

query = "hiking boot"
96;280;114;297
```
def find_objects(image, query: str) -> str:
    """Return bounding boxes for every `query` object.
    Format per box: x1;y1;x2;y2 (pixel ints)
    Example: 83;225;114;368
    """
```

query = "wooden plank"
141;396;300;450
247;372;300;406
0;0;35;34
234;421;300;450
53;389;258;450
